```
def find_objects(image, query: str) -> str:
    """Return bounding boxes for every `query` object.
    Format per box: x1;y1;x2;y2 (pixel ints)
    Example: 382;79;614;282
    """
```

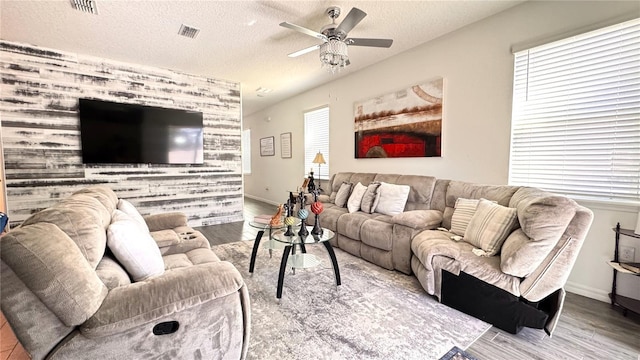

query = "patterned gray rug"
213;240;490;360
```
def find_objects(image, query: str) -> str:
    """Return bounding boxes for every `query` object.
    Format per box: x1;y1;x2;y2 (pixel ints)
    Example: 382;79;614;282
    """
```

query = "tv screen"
79;99;204;165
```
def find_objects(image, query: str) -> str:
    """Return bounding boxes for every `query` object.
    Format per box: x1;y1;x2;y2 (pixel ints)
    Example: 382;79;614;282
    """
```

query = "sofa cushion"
337;212;374;240
500;188;579;277
374;182;410;215
334;182;353;208
464;199;518;256
442;181;519;230
450;198;479;236
499;229;554;277
0;223;108;327
72;185;119;214
411;230;521;297
96;255;132;290
21;195;110;269
117;199;149;232
510;187;577;242
163;247;221;270
360;182;381;213
360;219;394;251
396;175;437;211
150;229;182;248
107;210;165;282
392;210;443;230
347;182;367;213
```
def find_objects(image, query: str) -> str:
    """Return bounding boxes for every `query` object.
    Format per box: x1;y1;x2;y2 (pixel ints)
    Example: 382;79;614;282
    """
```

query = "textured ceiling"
0;0;524;115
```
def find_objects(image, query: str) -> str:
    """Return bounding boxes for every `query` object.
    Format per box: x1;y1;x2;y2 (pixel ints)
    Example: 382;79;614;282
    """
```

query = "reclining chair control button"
153;321;180;335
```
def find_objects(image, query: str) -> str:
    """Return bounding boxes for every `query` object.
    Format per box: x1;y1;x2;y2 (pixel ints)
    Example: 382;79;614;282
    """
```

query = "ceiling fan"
280;6;393;72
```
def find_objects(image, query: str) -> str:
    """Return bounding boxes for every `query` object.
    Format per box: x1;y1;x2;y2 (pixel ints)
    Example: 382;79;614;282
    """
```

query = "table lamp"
312;151;326;192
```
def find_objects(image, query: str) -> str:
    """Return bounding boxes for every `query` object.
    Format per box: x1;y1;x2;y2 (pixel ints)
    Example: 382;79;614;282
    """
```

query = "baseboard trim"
244;194;279;206
565;281;610;303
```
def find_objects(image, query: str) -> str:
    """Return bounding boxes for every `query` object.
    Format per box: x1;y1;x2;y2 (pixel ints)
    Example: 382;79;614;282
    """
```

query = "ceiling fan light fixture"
319;40;348;73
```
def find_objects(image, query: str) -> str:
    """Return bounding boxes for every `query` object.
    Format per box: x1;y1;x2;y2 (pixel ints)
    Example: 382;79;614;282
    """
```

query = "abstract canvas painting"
354;77;443;158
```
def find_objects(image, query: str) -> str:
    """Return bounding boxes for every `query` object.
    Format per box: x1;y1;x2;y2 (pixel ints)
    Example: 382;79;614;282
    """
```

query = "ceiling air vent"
178;24;200;39
70;0;98;14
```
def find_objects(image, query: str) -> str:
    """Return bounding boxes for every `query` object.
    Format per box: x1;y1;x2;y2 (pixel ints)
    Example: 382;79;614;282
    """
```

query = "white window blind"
509;17;640;205
304;106;330;180
242;129;251;174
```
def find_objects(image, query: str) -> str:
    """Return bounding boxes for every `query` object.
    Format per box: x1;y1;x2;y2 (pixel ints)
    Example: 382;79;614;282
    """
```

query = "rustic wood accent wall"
0;40;243;227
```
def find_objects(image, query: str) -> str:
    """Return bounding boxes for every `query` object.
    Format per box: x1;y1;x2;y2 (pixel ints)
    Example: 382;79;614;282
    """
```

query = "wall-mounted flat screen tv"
79;98;204;165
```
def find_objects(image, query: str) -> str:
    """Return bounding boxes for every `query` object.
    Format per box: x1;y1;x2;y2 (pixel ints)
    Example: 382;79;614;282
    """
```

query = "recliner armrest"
391;210;443;230
80;261;243;338
143;212;188;232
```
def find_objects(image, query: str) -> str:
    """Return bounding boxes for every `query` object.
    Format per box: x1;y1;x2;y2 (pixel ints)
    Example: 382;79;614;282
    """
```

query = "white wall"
244;1;640;303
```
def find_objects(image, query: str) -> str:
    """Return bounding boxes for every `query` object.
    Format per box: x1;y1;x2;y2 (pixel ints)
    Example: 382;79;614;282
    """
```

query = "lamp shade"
312;152;326;164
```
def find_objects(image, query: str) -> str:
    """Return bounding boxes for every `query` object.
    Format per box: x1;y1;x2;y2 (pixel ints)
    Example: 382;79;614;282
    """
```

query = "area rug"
213;240;490;360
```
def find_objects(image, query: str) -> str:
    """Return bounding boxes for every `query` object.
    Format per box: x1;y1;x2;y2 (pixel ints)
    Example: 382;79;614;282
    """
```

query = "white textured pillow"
450;198;480;236
374;182;411;216
464;199;518;257
107;210;164;282
117;199;149;232
347;182;367;213
334;182;352;208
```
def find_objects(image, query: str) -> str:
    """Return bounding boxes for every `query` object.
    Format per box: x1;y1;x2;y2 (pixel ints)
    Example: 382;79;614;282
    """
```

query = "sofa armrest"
80;261;243;338
143;212;188;232
391;210;443;230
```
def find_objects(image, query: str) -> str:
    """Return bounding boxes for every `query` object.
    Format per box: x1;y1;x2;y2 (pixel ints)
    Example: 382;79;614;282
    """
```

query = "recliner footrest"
440;270;548;334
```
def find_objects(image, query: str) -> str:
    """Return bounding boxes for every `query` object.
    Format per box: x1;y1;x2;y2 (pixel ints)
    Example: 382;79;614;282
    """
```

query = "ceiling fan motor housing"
321;25;347;41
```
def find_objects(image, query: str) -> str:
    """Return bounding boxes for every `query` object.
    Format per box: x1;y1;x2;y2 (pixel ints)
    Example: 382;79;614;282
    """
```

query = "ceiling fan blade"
346;38;393;48
280;22;328;41
288;44;320;58
335;7;367;35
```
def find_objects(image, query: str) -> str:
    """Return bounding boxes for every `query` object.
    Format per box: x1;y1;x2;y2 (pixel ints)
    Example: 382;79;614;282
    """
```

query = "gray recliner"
1;185;250;360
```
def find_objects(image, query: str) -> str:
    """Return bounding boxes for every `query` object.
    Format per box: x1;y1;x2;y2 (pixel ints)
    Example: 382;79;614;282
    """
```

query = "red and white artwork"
354;77;443;158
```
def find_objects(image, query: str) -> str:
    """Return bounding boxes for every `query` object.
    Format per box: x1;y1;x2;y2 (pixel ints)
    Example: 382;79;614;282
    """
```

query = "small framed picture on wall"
260;136;275;156
280;132;292;158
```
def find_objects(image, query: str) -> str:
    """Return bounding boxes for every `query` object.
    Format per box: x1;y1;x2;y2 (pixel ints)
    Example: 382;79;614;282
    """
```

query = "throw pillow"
374;182;411;216
347;182;368;213
117;199;149;232
107;210;165;282
464;199;518;257
360;182;381;213
450;198;480;236
334;182;353;208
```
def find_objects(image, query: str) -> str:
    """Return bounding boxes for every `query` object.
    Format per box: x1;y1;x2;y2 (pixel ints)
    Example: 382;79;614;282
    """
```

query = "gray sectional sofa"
313;172;594;335
0;185;250;360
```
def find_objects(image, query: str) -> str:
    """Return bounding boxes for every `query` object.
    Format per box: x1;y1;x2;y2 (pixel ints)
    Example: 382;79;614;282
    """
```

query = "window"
509;18;640;205
242;128;251;174
304;106;330;180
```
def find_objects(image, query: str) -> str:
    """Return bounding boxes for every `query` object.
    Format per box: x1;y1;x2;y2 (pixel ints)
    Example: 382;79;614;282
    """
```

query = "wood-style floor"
2;197;638;359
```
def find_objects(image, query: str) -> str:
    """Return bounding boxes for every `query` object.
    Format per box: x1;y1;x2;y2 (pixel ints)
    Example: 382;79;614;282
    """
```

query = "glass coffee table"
271;227;341;299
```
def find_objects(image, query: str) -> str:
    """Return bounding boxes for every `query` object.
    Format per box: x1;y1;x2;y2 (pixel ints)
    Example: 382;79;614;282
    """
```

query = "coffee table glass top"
272;227;335;271
272;226;335;245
